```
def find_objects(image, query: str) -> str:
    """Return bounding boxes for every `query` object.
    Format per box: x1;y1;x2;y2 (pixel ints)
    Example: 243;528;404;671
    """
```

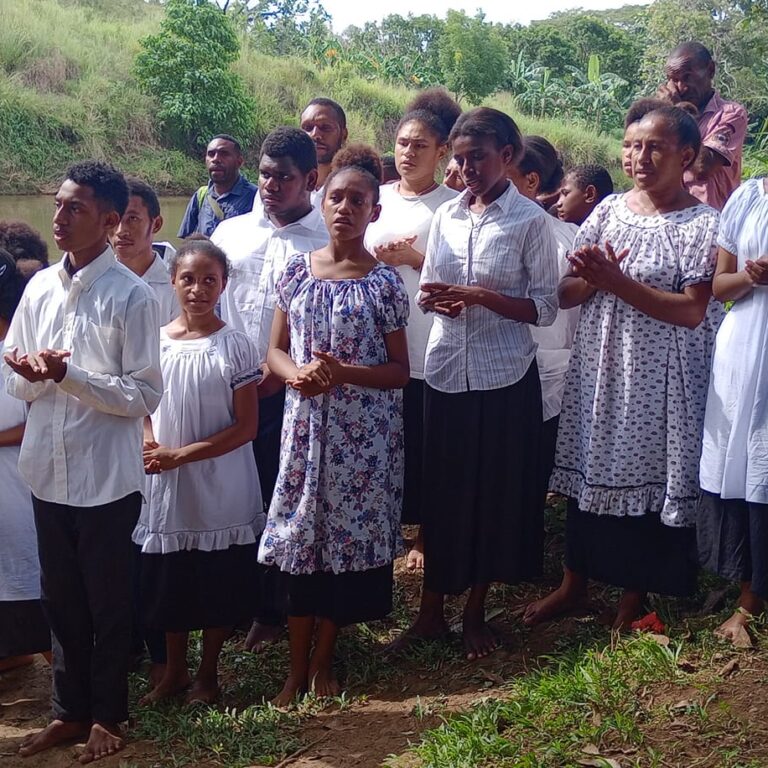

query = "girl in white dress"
699;177;768;643
0;249;50;670
365;88;460;569
135;240;263;705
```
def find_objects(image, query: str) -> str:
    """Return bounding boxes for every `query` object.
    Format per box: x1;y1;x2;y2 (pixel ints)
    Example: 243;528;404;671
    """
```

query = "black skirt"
698;493;768;600
275;563;393;627
0;599;50;657
401;378;425;525
565;498;698;596
140;543;260;632
422;363;544;595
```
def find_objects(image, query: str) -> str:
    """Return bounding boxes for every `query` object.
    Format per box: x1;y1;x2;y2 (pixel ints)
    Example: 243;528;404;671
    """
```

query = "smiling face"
395;119;445;184
321;169;380;242
53;179;118;258
172;251;227;316
111;194;161;264
631;114;695;194
205;138;243;188
258;154;314;225
451;134;512;201
300;104;347;166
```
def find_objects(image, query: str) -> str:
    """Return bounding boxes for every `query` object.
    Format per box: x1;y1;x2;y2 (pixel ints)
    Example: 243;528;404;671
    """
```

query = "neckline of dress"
305;253;381;283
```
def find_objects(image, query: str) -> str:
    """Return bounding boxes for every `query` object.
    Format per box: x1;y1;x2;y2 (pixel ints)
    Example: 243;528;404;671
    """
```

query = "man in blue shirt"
178;134;258;238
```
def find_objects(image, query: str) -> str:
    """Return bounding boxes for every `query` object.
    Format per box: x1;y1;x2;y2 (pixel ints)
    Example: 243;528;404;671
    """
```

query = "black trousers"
33;493;141;724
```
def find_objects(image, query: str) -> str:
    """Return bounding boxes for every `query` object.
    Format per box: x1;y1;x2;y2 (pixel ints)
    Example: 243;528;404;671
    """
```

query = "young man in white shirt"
3;161;163;763
111;177;178;325
212;127;328;651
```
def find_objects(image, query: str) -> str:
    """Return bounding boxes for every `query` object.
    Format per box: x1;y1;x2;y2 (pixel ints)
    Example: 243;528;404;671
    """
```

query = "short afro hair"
0;220;49;267
566;165;614;202
63;160;129;217
260;126;318;175
450;108;524;162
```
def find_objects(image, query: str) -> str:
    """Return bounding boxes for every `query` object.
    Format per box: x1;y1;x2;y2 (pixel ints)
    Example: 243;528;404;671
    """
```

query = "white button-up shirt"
212;206;328;365
3;247;163;507
420;183;558;393
142;253;179;325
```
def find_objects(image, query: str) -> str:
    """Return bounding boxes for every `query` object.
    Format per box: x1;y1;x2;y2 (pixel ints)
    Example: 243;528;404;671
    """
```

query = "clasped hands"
744;257;768;286
143;440;182;475
567;241;629;292
418;283;484;318
286;351;345;396
373;236;422;270
3;347;70;383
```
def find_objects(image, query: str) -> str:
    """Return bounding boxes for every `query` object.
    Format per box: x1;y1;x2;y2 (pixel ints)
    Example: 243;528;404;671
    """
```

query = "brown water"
0;195;190;260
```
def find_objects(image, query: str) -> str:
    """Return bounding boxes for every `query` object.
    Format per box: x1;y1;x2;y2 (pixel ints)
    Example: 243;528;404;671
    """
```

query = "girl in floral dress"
259;146;410;705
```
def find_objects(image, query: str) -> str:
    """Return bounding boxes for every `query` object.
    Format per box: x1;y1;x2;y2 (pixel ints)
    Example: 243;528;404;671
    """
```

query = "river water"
0;195;191;259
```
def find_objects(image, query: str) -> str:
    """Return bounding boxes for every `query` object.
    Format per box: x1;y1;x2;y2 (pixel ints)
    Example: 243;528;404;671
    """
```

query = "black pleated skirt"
422;363;544;595
564;498;698;596
140;543;260;632
698;492;768;600
0;599;50;657
401;378;425;525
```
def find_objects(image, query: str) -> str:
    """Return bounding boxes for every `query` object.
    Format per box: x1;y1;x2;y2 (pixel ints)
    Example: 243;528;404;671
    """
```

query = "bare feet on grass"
139;669;192;705
523;570;588;627
77;722;124;764
19;719;90;757
386;613;449;653
186;678;220;705
244;621;285;653
309;664;341;699
462;619;498;661
271;674;308;708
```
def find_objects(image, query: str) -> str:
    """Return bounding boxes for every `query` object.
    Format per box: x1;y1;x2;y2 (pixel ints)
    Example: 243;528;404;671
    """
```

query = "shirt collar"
261;204;326;236
58;245;115;289
208;174;250;199
701;91;724;115
455;180;517;217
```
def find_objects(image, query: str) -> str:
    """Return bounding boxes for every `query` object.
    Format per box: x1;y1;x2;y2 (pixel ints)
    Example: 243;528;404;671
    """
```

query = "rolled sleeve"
702;103;748;167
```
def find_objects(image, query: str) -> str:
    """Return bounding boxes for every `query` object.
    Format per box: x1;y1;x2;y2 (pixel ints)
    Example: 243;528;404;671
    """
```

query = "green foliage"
135;0;256;153
437;11;507;104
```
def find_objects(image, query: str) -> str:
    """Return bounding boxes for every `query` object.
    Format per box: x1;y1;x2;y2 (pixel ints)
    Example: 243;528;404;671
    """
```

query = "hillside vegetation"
0;0;622;194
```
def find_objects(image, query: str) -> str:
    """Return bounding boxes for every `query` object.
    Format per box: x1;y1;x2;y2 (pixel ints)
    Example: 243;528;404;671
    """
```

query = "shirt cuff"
57;362;88;396
703;140;734;166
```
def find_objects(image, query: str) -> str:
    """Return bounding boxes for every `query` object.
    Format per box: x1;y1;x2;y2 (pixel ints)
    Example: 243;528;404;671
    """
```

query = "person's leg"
388;589;448;652
20;499;92;757
140;632;190;704
187;627;231;704
462;583;498;660
307;618;340;697
273;615;314;707
613;590;647;631
77;493;141;764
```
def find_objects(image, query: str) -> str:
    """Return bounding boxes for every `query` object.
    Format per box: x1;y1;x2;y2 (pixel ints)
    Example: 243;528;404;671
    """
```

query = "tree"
437;10;507;103
134;0;256;153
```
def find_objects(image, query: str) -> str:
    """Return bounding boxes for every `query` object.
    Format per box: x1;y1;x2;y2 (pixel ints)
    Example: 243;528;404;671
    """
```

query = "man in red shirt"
661;41;748;210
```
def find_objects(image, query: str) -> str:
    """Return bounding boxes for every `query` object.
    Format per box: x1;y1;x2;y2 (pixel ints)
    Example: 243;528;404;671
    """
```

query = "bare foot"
386;614;449;653
462;619;498;661
405;530;424;571
308;665;341;698
148;662;167;688
139;669;192;705
714;610;753;648
612;591;645;632
78;722;124;764
19;719;90;757
271;675;307;708
244;621;284;653
185;679;220;706
523;584;588;627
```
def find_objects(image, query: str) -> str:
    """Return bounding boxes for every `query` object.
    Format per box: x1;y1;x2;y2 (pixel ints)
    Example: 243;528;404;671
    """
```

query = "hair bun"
331;144;383;184
405;88;462;139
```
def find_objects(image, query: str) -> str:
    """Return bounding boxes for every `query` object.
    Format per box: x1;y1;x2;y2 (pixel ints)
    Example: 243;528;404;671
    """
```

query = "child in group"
555;165;614;226
135;240;263;706
258;146;410;706
0;250;50;673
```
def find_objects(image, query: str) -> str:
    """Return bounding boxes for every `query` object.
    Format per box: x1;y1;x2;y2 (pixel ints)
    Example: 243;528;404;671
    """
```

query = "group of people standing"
0;37;762;764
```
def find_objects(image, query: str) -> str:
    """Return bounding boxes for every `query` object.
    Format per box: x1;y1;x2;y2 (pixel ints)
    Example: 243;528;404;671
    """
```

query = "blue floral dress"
258;253;410;575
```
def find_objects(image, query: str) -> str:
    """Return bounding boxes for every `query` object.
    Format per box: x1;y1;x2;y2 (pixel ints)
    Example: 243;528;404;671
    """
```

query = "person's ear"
152;215;164;236
104;210;121;232
437;143;448;162
527;171;541;197
341;127;349;146
500;144;514;168
236;154;244;169
307;168;319;193
584;184;597;204
681;145;696;171
370;203;382;224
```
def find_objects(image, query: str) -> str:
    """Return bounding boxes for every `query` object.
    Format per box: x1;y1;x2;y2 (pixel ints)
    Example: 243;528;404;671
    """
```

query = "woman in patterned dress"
259;146;410;706
525;106;724;630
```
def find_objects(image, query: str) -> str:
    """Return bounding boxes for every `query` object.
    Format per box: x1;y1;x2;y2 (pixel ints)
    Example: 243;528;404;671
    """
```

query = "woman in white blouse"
394;108;558;660
366;88;461;570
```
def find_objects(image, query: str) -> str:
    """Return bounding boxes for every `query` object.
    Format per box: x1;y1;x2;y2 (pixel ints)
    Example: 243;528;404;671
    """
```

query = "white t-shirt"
366;183;458;378
0;341;40;601
530;216;580;421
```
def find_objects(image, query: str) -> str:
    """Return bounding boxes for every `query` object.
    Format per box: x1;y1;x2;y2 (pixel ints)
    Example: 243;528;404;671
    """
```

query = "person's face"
631;115;695;193
53;180;118;255
111;195;161;262
258;154;314;221
664;54;713;109
443;158;466;192
451;134;512;200
205;138;243;186
622;122;638;178
172;252;226;316
300;105;347;165
394;120;445;182
321;170;380;242
555;173;594;226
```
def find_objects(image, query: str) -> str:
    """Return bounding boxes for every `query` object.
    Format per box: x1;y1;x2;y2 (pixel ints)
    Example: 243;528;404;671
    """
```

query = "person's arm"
558;273;597;309
144;379;259;472
374;236;424;270
0;423;24;447
177;193;199;238
56;292;164;418
2;290;48;402
693;104;748;182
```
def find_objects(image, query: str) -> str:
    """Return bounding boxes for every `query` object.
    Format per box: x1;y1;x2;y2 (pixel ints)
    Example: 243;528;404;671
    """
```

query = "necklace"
398;180;439;197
